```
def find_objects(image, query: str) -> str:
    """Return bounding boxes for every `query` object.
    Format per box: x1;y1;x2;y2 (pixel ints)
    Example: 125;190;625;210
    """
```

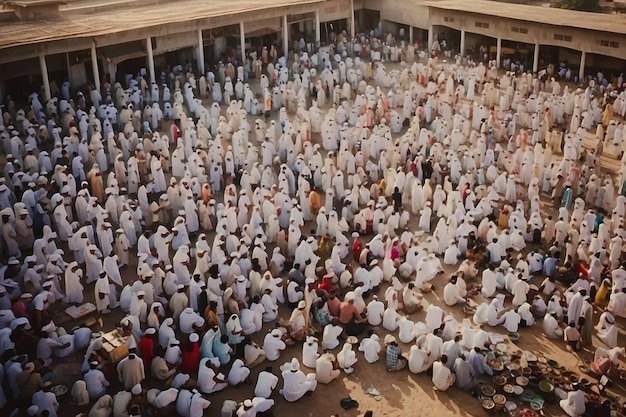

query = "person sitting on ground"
339;291;368;336
384;335;406;372
432;354;455;391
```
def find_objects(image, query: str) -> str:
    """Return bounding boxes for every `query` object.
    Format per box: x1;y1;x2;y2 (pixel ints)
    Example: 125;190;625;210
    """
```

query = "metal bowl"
516;376;529;387
539;380;554;393
493;375;508;386
482;398;495;410
481;384;496;397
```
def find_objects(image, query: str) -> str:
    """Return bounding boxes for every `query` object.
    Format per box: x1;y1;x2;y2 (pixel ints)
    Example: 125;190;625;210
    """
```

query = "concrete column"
197;29;205;75
39;53;51;101
496;37;502;68
579;51;586;81
533;42;540;73
460;29;465;56
349;0;355;38
428;25;433;53
90;41;100;90
283;14;289;58
239;22;246;64
359;8;364;33
409;26;413;44
146;37;156;84
315;10;321;45
107;61;118;84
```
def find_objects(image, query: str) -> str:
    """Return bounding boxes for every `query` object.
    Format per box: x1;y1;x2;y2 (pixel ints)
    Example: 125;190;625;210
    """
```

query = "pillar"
428;25;433;53
579;51;586;81
315;10;321;45
283;14;289;58
533;42;539;73
459;29;465;56
197;29;205;75
146;37;155;84
240;22;246;64
90;41;100;90
39;53;51;101
107;61;118;84
496;37;502;68
359;8;364;33
349;0;355;38
409;26;413;44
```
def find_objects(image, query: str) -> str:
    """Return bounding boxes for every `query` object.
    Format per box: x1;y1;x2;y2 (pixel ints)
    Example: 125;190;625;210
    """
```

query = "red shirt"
12;300;30;318
181;342;200;373
318;276;334;293
138;337;155;369
352;238;361;259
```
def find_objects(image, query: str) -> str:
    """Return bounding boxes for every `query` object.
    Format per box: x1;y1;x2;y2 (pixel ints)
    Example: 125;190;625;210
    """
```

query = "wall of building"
427;8;626;61
378;0;429;30
2;0;626;83
154;31;198;56
319;0;350;22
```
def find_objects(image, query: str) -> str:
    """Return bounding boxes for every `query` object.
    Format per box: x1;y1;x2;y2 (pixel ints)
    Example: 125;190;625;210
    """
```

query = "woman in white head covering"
225;314;245;345
337;341;358;373
88;394;113;417
147;302;163;330
159;318;176;350
71;380;89;406
64;261;84;304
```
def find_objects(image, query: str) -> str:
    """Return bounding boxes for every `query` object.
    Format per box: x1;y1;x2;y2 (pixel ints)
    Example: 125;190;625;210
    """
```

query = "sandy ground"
11;58;626;417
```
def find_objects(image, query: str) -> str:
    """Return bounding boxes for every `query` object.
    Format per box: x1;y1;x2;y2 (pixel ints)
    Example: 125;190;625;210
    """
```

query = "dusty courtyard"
18;58;626;417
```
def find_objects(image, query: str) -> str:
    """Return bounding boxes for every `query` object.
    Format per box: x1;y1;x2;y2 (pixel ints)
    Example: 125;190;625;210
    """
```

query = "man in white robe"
559;383;586;417
279;358;317;402
94;271;111;314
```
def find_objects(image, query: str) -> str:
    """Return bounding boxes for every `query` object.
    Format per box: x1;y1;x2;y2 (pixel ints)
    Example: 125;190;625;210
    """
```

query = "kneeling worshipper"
316;352;341;384
359;332;381;363
282;300;309;341
254;366;279;399
453;357;477;390
432;355;455;391
558;382;586;417
384;335;406;372
279;358;317;402
236;397;275;417
591;346;625;378
595;310;617;348
89;394;114;417
337;341;358;373
408;344;430;374
339;291;368;336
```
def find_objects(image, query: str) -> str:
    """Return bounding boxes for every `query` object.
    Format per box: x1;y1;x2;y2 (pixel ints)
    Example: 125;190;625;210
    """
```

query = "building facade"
1;0;625;104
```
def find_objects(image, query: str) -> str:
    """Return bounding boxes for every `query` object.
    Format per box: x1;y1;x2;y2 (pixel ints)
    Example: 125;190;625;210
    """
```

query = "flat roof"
422;0;626;36
0;0;323;50
4;0;66;6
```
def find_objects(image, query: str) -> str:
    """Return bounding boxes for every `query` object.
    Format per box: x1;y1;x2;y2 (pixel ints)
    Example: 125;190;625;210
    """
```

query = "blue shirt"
543;257;557;277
